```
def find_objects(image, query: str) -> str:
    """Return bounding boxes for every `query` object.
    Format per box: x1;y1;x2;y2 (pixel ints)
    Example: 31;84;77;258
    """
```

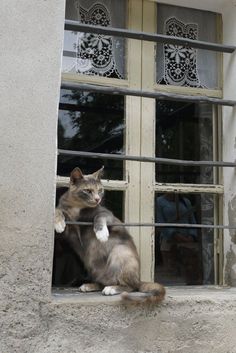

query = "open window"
53;0;229;290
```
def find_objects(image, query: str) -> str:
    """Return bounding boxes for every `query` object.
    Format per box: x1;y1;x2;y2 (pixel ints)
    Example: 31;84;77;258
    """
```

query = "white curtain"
156;4;219;89
63;0;126;79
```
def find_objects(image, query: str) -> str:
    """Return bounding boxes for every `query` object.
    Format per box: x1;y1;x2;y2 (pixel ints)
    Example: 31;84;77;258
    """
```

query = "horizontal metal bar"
65;20;236;54
58;149;236;168
65;221;236;230
61;81;236;107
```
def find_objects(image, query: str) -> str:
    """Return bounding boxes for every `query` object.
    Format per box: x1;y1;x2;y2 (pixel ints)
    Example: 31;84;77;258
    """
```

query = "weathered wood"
64;20;236;53
56;176;128;190
61;81;236;107
155;183;224;194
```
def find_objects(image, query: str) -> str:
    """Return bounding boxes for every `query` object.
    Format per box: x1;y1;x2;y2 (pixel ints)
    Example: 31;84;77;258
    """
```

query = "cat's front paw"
94;225;109;242
54;208;66;233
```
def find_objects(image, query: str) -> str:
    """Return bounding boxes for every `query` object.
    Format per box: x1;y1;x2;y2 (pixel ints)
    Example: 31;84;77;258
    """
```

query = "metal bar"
65;221;236;230
61;81;236;107
64;20;236;53
58;149;236;168
59;102;123;114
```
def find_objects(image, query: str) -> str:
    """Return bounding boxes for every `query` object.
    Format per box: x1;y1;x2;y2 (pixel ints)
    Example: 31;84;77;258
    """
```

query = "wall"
222;2;236;285
1;0;236;352
0;0;65;351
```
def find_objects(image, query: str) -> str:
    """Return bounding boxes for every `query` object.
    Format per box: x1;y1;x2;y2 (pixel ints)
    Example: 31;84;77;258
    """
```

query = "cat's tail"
121;282;166;304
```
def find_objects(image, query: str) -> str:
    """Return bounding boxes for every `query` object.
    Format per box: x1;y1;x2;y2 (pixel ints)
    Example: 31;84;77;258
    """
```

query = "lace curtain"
63;0;126;79
156;4;219;89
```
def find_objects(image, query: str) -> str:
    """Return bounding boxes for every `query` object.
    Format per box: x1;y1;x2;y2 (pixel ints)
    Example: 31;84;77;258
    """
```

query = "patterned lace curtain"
156;5;219;89
63;0;126;79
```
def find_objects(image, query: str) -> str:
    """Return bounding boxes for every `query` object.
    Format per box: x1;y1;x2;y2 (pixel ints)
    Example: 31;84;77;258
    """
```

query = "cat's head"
68;167;104;208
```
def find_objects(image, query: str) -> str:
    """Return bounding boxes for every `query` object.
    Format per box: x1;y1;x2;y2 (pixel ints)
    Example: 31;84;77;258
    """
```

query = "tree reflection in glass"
57;89;125;180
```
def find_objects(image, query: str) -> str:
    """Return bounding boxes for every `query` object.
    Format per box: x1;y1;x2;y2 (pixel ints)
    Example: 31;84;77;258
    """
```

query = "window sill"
51;286;236;306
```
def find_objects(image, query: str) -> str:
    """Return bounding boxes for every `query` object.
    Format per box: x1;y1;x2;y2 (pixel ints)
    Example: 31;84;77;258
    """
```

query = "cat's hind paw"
102;286;121;296
54;208;66;233
94;225;109;242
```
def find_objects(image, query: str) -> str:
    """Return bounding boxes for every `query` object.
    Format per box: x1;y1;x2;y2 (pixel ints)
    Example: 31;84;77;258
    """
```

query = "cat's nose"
94;196;101;204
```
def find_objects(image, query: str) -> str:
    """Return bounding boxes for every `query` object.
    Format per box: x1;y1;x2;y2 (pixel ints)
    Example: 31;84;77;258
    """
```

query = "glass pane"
52;189;124;287
103;190;124;221
156;4;220;89
155;192;215;285
63;0;126;79
57;89;125;180
156;101;213;184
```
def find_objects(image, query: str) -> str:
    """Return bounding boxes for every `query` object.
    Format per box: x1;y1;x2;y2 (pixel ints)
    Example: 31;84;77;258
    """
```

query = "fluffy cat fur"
55;167;165;303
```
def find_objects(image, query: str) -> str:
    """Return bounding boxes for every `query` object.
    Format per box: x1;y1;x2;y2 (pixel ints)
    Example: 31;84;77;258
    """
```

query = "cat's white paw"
79;284;91;292
54;209;66;233
95;225;109;242
55;220;66;233
102;286;120;296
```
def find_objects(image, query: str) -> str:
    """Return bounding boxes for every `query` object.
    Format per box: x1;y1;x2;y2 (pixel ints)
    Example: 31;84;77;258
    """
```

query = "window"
146;3;223;285
53;0;225;288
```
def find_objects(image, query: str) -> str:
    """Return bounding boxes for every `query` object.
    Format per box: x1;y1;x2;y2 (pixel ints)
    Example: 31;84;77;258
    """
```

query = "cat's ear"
70;167;84;184
92;166;104;180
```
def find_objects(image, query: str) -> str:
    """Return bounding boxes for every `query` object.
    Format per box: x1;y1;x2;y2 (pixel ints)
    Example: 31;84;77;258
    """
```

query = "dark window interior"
155;192;215;285
58;89;125;180
156;101;213;184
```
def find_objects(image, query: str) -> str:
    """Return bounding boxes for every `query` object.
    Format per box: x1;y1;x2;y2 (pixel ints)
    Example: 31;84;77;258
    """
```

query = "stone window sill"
51;286;236;306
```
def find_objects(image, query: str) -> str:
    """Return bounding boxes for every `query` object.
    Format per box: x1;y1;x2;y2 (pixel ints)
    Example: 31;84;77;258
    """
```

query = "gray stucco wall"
2;0;236;352
0;0;65;351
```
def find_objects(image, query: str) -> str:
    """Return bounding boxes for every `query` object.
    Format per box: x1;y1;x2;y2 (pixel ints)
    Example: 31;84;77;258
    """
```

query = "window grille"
58;18;236;231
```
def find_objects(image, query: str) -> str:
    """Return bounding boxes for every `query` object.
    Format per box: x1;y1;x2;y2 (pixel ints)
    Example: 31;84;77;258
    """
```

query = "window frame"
56;0;227;286
140;0;224;283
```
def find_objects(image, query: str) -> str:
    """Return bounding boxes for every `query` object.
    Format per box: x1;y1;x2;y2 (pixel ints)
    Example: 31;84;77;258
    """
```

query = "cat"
54;167;165;303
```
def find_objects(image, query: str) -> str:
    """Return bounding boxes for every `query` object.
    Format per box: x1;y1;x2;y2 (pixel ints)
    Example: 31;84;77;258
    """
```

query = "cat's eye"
84;189;92;194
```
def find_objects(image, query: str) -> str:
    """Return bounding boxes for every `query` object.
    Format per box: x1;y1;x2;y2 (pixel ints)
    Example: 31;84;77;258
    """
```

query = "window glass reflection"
57;89;125;180
155;192;215;285
156;101;213;184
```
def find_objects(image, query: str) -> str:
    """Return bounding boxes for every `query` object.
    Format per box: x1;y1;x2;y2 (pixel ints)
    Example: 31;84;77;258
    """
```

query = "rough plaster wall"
222;3;236;285
0;0;65;351
2;290;236;353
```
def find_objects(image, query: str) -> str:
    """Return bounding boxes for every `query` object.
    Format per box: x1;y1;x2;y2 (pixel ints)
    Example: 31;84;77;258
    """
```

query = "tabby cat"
55;167;165;303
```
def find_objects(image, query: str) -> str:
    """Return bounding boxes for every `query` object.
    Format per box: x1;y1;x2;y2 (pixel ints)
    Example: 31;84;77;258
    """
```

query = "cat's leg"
79;283;103;292
54;208;66;233
93;213;113;242
98;244;140;295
